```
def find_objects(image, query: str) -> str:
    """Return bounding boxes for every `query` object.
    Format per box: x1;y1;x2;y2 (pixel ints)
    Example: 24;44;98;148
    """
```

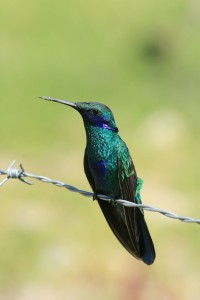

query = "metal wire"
0;160;200;224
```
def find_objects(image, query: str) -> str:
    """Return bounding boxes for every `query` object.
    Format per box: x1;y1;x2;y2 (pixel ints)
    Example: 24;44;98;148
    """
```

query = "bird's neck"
84;124;119;154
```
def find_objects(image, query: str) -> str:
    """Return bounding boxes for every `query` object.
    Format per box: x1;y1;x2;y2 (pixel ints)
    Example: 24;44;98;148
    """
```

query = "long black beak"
39;96;77;109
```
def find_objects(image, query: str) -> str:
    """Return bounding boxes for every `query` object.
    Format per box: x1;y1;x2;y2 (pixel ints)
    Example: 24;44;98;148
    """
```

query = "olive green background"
0;1;200;299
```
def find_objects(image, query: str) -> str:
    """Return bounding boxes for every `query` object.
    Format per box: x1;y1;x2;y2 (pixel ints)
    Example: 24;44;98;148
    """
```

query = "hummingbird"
40;96;156;265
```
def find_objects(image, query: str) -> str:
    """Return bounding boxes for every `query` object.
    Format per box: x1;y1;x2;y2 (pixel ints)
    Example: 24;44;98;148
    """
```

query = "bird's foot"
109;198;117;206
93;193;98;201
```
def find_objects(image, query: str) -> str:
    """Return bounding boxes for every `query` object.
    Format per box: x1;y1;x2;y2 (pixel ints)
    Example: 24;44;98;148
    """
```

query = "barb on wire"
0;160;32;186
0;161;200;225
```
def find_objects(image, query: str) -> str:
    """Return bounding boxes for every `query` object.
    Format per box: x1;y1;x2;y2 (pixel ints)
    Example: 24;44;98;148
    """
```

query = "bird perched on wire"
40;96;156;265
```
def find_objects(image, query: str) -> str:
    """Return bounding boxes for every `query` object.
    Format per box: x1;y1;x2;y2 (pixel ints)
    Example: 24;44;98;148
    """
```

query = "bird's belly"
90;159;120;197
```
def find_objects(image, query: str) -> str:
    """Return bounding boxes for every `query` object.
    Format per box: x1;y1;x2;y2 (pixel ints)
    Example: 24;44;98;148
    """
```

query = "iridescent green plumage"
41;96;156;265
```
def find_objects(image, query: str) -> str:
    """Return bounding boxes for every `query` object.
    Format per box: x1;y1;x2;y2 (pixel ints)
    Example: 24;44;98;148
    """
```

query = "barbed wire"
0;160;199;225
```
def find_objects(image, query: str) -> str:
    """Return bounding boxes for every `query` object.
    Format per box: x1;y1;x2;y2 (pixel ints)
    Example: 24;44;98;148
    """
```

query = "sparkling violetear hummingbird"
40;96;156;265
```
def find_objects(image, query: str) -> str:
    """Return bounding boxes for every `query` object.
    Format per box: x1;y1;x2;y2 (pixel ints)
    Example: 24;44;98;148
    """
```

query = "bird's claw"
109;198;117;206
93;193;98;201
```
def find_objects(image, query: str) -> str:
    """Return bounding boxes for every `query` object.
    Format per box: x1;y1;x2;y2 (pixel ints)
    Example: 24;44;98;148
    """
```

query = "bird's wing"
117;141;141;257
117;140;155;264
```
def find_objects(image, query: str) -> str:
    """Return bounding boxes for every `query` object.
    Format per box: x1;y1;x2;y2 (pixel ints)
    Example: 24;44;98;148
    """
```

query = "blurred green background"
0;0;200;299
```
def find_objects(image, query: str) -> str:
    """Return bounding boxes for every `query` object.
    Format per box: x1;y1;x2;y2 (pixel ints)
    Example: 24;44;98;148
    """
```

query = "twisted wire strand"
0;161;200;224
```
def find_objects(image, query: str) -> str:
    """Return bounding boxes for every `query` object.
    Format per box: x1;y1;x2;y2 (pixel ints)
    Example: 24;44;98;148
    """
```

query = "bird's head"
75;102;118;132
40;96;118;133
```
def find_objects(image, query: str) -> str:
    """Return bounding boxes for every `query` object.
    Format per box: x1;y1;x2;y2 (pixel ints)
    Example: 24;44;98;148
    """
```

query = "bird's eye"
91;109;99;115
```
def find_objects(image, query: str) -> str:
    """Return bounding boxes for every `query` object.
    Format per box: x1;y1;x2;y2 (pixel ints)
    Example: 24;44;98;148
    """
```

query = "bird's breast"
90;160;107;177
88;154;119;196
85;127;121;195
